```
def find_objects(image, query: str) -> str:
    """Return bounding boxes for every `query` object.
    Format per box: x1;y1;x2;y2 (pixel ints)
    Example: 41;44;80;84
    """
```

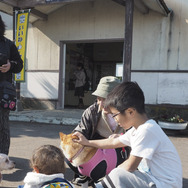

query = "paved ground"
0;121;188;188
1;122;77;188
9;109;85;125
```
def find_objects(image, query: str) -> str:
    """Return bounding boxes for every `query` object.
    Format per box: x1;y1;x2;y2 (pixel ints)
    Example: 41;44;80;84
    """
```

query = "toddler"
18;145;74;188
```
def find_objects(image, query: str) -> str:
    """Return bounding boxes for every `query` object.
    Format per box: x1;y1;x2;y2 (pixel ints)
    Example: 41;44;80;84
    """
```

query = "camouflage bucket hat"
92;76;120;98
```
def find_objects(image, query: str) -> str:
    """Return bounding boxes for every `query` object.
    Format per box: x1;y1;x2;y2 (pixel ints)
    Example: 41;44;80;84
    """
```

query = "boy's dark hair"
0;15;6;37
30;145;65;175
105;81;145;114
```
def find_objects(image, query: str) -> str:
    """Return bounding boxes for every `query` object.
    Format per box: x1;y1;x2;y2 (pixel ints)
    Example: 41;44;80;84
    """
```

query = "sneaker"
71;175;89;186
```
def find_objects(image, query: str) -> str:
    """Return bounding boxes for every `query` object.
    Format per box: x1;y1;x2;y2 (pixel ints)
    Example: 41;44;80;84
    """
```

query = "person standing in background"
0;15;23;155
74;63;86;108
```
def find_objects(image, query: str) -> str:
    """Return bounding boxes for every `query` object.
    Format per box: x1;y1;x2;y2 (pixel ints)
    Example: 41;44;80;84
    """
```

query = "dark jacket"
74;101;124;140
74;101;101;139
0;37;23;82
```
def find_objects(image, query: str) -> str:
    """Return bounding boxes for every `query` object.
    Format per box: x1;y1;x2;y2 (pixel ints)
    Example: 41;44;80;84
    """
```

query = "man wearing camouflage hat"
69;76;130;186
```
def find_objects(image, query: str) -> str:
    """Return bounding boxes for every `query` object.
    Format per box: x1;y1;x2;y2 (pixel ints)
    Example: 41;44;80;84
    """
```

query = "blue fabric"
17;185;24;188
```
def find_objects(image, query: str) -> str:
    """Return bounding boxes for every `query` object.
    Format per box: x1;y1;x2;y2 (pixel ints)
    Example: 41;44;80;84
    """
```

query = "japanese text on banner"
15;11;29;82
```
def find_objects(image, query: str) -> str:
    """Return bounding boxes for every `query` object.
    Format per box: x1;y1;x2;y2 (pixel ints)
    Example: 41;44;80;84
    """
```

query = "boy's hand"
108;134;121;138
72;132;89;146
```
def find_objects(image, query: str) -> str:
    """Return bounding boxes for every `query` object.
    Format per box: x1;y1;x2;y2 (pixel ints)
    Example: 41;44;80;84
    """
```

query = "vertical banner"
15;10;30;82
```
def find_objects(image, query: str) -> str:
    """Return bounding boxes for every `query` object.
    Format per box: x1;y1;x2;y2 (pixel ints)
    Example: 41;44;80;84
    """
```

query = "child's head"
76;63;84;69
30;145;65;175
105;81;145;113
105;82;146;128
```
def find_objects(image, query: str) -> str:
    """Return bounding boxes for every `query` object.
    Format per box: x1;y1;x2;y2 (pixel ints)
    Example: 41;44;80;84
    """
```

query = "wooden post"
123;0;134;82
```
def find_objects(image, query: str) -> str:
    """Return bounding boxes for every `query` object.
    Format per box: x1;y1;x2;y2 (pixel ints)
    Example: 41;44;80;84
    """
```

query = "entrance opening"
64;41;123;108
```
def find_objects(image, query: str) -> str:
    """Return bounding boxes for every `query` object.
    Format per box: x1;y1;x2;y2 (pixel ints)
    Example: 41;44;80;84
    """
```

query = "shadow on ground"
10;121;75;139
2;157;30;182
2;122;187;188
162;128;188;138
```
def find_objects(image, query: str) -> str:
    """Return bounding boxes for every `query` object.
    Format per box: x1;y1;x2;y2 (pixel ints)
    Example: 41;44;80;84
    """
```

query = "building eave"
112;0;171;16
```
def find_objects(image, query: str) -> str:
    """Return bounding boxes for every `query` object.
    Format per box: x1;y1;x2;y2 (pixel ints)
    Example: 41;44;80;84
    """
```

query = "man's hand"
0;60;11;73
72;132;89;146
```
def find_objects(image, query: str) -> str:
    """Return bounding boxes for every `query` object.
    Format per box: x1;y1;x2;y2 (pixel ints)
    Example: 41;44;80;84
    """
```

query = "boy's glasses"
112;108;127;118
112;112;121;118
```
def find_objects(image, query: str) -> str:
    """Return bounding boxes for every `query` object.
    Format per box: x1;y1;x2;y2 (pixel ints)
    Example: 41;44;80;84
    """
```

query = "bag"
0;81;16;111
41;178;73;188
0;38;16;111
18;178;73;188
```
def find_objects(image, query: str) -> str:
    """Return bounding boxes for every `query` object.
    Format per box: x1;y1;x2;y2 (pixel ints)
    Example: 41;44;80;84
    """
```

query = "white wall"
26;0;125;70
131;0;188;105
132;73;188;105
21;72;59;99
132;0;188;71
1;12;13;40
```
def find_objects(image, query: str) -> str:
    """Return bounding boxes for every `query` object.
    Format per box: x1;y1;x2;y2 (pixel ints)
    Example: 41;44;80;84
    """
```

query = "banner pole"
13;7;23;111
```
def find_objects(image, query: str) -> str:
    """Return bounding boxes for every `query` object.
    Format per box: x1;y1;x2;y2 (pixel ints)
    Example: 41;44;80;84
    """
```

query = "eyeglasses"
111;108;127;119
112;112;121;118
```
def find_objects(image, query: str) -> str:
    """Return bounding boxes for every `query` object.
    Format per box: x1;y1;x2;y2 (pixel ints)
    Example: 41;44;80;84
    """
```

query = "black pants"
0;108;10;155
